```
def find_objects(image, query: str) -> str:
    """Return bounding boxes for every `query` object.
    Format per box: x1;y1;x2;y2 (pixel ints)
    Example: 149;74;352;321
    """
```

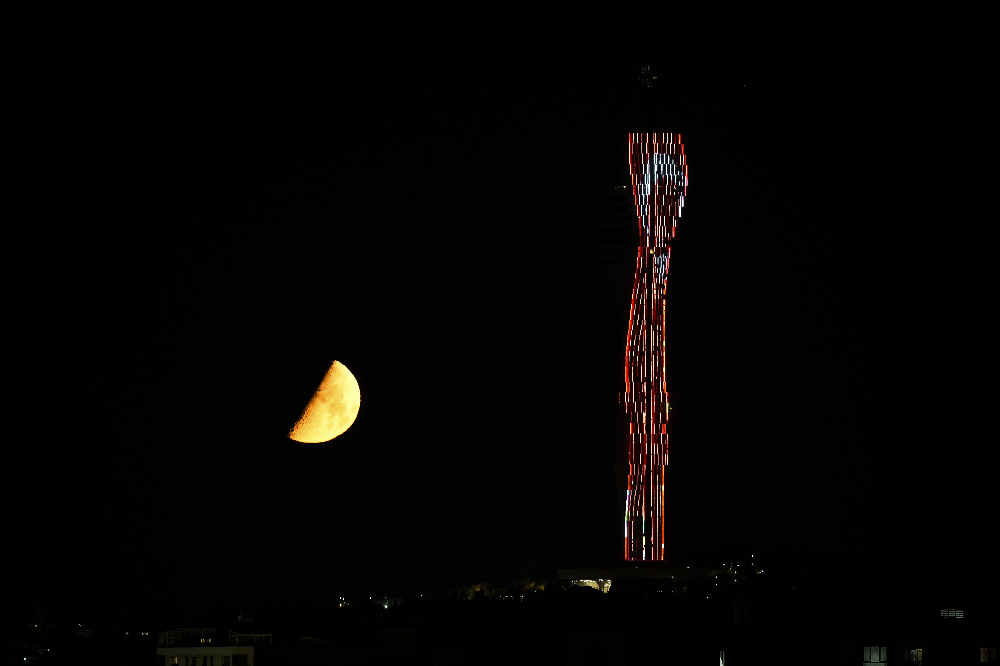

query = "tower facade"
622;132;687;561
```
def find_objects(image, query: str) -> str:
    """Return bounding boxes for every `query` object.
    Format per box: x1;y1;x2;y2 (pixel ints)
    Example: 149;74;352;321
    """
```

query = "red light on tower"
623;132;687;561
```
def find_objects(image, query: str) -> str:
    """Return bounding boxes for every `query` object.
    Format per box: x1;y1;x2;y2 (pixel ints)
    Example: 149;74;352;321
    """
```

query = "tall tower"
595;60;688;562
621;132;687;561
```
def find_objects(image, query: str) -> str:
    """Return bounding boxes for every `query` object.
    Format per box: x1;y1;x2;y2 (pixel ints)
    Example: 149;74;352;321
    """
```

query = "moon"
288;361;360;443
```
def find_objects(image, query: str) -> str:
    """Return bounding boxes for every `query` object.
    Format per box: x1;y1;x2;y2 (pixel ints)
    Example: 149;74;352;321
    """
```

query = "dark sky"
9;25;993;622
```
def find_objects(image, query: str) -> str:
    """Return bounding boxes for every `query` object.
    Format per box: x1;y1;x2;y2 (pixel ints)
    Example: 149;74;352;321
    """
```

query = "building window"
981;647;998;663
221;658;230;666
232;655;248;666
905;648;923;661
864;645;887;664
940;608;964;618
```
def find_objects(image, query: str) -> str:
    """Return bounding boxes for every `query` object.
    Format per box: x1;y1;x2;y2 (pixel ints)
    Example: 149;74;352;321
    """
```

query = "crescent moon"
288;361;360;443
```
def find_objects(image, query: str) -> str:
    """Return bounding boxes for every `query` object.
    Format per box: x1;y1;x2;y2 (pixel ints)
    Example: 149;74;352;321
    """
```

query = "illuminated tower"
621;132;687;561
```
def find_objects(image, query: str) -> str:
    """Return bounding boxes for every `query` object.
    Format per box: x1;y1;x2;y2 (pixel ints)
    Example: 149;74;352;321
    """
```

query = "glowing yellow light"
289;360;361;443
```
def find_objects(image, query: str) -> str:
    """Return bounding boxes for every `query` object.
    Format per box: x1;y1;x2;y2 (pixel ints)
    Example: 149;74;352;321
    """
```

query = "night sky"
9;24;992;623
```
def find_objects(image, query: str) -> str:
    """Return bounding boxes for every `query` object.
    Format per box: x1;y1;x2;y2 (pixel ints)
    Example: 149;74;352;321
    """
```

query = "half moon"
288;360;360;443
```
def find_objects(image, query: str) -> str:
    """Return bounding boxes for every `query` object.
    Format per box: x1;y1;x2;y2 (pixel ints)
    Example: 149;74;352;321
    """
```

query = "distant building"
156;629;270;666
568;578;612;594
154;627;371;666
158;644;254;666
157;629;217;649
